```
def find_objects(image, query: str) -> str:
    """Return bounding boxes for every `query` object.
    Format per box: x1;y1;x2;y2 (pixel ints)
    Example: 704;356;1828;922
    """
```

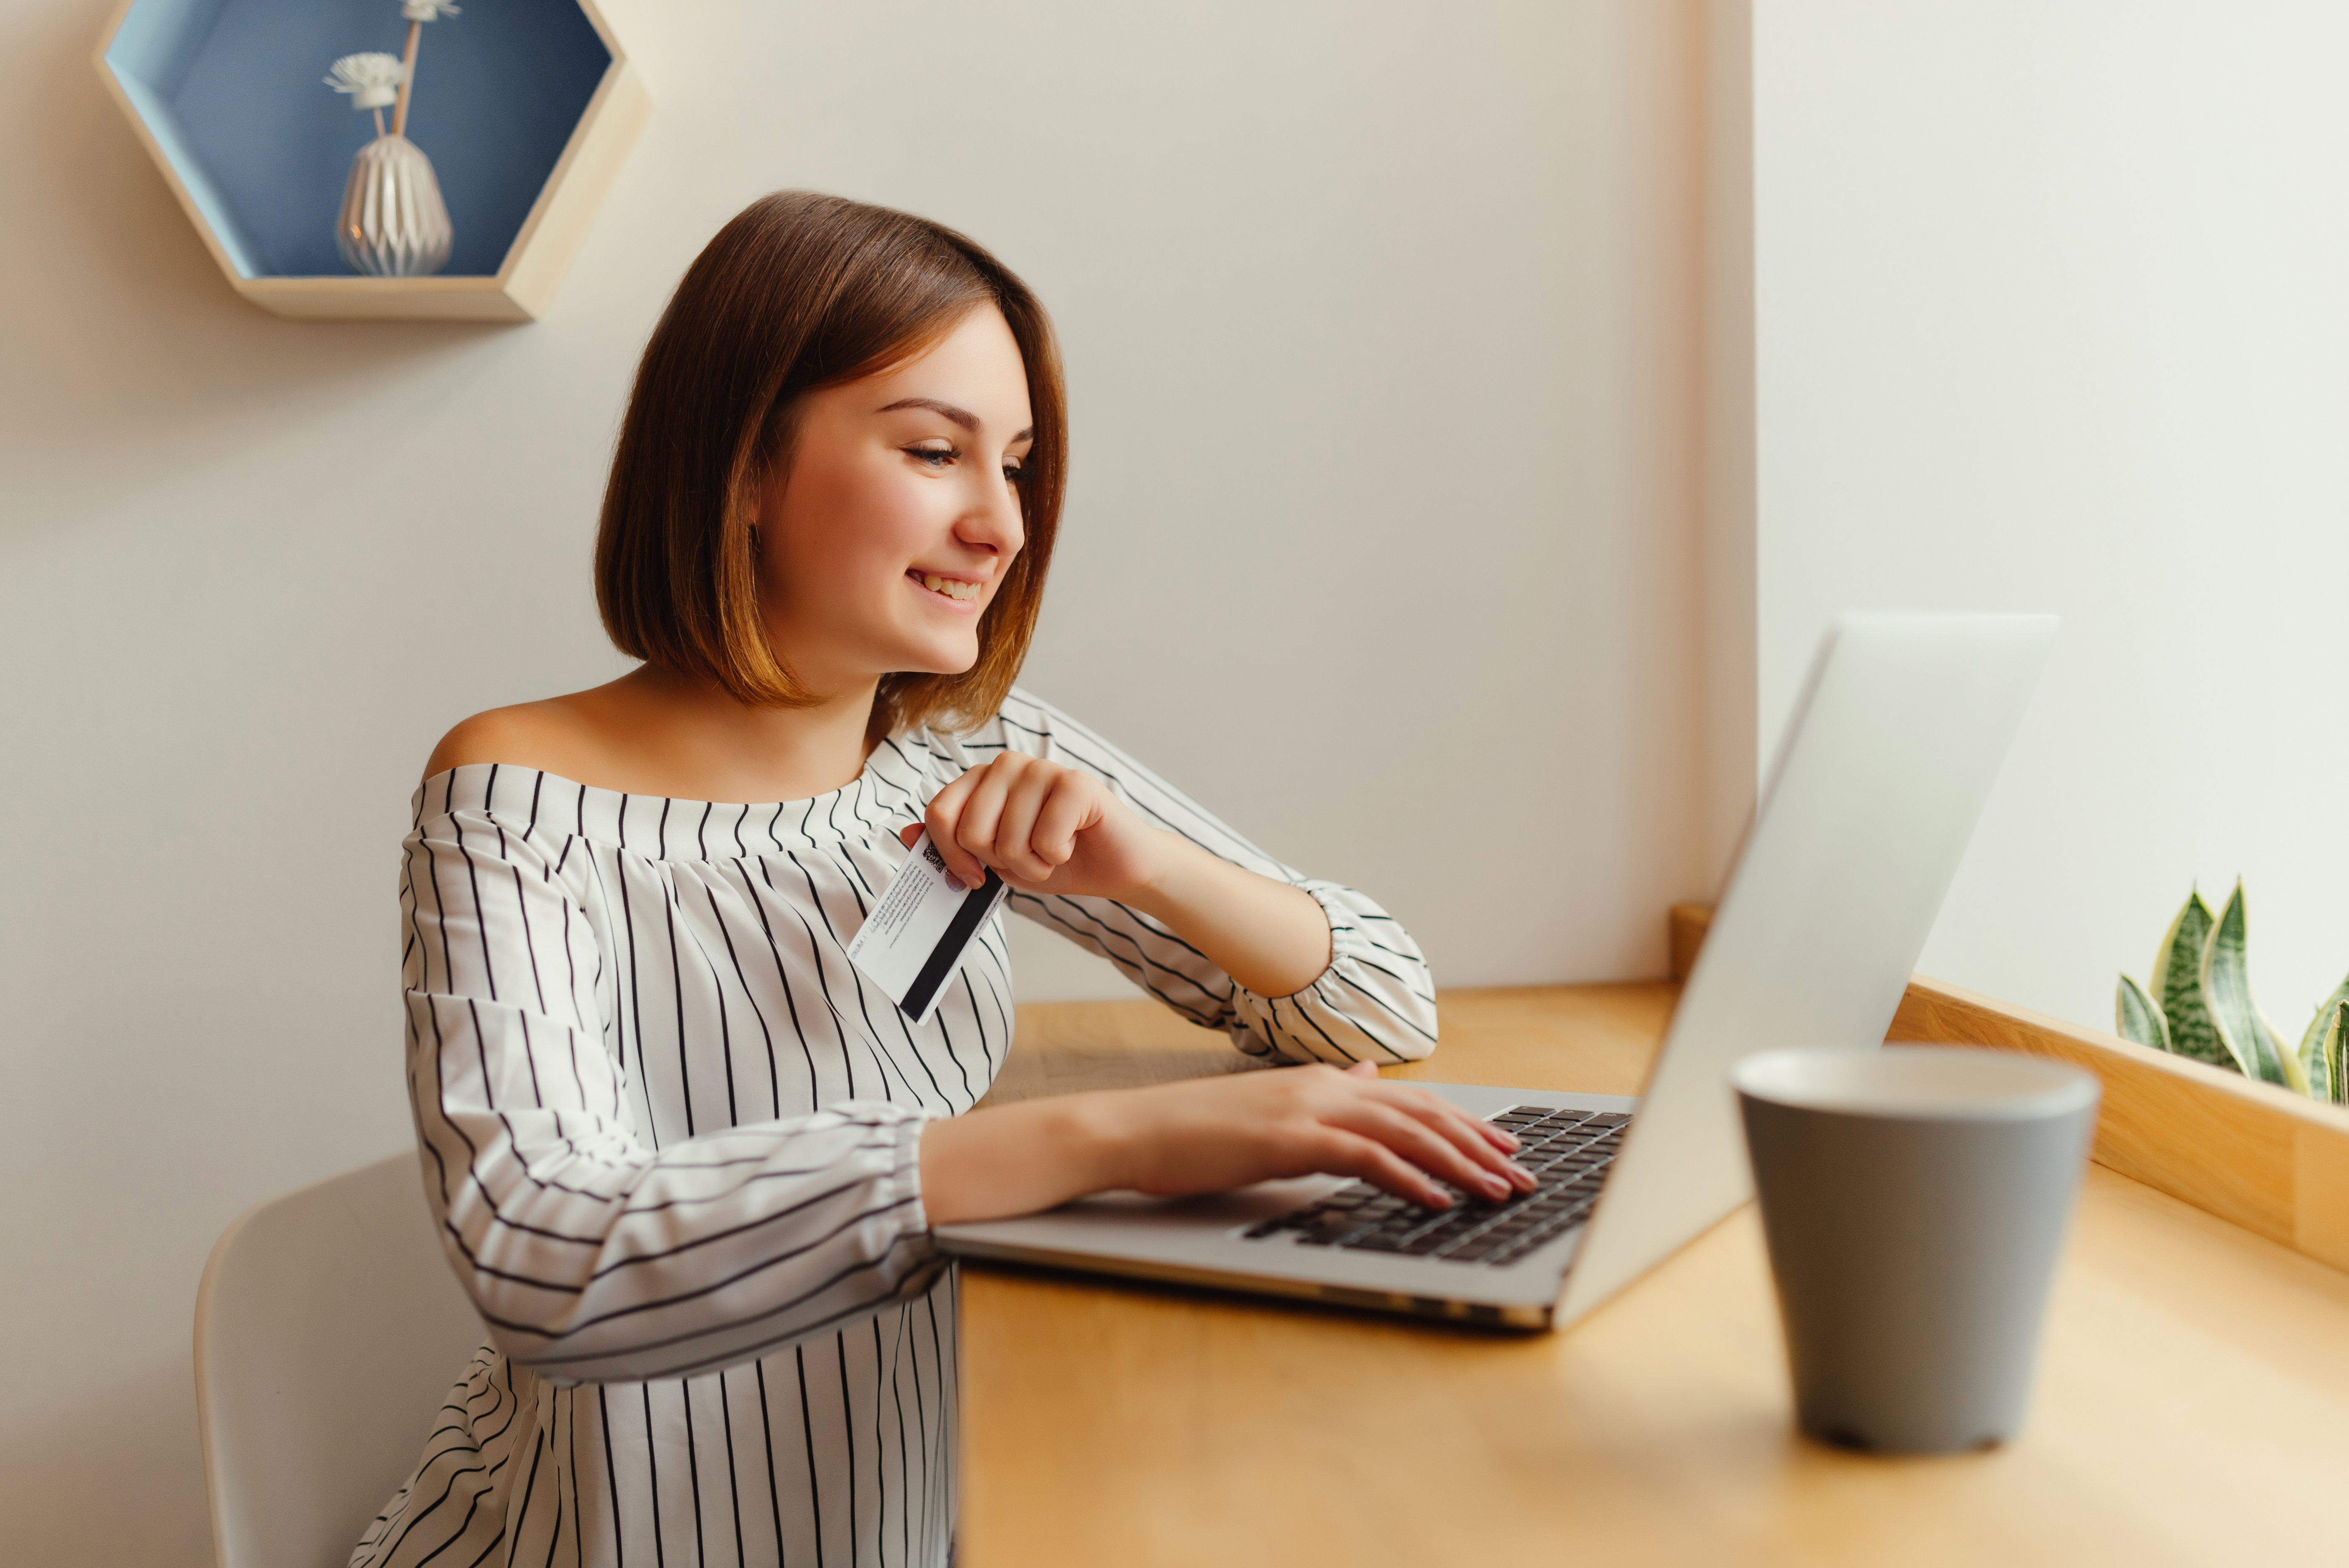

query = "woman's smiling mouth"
911;570;984;603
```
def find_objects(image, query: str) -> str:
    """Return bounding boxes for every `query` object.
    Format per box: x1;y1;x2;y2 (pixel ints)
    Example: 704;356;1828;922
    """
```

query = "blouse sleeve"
980;690;1440;1066
399;804;944;1387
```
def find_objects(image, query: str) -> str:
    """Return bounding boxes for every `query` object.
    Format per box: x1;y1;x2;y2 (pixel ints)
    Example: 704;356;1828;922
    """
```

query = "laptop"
937;612;2057;1331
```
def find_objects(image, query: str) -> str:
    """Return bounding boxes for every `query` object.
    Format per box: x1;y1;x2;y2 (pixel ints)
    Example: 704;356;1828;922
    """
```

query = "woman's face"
756;305;1033;697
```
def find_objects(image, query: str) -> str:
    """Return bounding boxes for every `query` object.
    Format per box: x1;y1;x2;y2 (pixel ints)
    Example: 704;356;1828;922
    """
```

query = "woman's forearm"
919;1095;1124;1226
921;1066;1535;1228
1123;836;1332;997
913;754;1335;998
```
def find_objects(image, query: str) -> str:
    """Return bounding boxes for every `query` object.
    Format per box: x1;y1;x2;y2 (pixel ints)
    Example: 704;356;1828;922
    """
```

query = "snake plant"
2117;881;2346;1105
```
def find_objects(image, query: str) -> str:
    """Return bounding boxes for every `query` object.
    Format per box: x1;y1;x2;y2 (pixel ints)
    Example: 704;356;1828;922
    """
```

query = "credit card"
845;832;1011;1024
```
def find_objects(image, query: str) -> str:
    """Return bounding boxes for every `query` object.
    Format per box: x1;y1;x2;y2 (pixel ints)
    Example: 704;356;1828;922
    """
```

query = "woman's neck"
453;664;883;804
599;663;880;802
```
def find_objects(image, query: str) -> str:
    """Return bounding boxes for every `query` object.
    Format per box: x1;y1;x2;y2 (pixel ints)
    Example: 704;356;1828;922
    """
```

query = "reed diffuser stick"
391;18;422;138
388;2;458;140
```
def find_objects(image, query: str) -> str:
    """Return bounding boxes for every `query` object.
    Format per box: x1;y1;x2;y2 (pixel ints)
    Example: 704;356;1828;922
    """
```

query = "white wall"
0;3;1707;1561
1697;0;1759;880
1752;1;2349;1034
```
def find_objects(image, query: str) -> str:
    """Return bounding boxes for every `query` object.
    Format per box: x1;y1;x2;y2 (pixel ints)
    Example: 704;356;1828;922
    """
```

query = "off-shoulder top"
353;687;1438;1568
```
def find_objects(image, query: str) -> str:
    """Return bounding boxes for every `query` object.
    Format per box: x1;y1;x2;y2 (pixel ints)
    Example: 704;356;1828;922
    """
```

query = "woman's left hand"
903;753;1168;899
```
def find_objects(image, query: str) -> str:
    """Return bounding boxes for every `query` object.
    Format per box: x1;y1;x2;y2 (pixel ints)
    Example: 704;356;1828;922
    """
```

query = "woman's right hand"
919;1063;1535;1227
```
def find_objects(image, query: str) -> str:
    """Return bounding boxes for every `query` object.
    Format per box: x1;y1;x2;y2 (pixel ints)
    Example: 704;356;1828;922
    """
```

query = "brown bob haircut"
596;191;1066;736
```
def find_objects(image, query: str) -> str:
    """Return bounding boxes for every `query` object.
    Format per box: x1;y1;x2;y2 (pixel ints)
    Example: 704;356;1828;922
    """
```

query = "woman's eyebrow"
877;396;980;431
876;397;1034;442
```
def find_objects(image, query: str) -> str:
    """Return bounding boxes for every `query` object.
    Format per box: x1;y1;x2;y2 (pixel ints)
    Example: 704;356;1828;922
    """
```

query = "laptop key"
1299;1215;1374;1245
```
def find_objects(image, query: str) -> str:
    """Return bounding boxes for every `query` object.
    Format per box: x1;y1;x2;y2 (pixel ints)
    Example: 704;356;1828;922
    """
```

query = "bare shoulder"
423;693;611;784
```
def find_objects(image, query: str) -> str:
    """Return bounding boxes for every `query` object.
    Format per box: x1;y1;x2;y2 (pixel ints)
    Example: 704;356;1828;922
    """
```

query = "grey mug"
1733;1044;2100;1455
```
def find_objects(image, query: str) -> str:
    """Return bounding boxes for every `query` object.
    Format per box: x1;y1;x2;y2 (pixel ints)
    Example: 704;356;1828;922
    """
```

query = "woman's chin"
889;641;982;679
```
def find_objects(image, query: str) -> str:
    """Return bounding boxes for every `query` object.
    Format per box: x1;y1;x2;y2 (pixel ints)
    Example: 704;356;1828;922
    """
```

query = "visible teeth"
921;574;980;601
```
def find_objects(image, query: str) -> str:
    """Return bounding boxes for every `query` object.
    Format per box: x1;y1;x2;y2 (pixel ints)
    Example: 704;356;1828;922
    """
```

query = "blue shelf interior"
105;0;611;278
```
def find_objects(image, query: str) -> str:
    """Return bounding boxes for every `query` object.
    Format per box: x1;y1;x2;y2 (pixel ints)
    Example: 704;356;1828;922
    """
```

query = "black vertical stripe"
921;1293;948;1564
681;1378;707;1568
835;1333;857;1567
600;1385;623;1568
743;860;823;1111
613;848;643;1099
513;863;550;1016
719;1372;746;1568
510;1428;548;1565
869;1316;892;1568
642;1384;665;1568
755;1359;787;1567
665;886;698;1137
703;880;777;1136
796;1343;825;1568
883;1316;911;1568
561;1386;578;1568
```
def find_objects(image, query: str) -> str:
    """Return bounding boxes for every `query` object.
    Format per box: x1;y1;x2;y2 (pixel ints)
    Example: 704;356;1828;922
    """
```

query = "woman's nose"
958;475;1025;556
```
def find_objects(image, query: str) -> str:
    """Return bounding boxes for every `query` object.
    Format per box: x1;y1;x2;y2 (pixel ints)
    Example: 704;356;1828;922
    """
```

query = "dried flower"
324;53;407;111
400;0;462;19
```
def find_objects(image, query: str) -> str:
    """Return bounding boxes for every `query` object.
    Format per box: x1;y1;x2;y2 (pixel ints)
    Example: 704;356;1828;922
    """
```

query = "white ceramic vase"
336;134;453;277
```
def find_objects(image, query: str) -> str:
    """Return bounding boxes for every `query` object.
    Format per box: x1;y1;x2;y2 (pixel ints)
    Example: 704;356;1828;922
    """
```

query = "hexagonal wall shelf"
94;0;649;321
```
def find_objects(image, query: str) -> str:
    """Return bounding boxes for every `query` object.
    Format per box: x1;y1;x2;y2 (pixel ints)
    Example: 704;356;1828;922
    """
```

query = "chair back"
194;1152;482;1568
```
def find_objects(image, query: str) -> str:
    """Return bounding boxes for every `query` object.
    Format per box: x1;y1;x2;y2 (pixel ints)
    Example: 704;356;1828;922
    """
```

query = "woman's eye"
1003;461;1026;484
905;445;955;468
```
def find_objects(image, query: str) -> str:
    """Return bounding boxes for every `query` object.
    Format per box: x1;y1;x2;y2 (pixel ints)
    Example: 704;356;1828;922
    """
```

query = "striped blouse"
354;688;1438;1568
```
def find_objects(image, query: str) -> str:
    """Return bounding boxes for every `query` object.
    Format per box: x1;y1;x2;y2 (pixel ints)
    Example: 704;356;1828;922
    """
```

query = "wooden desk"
961;985;2349;1566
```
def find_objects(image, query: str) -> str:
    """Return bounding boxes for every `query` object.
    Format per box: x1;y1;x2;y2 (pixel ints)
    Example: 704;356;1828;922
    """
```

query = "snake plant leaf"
2200;880;2298;1089
2326;1003;2349;1107
2115;974;2172;1052
2151;889;2232;1069
2298;976;2349;1102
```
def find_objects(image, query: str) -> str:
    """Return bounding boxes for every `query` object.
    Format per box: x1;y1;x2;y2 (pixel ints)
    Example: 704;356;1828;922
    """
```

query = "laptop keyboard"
1241;1106;1631;1267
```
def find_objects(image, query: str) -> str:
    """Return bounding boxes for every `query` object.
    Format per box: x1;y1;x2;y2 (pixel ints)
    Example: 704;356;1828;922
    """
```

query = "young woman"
357;192;1529;1568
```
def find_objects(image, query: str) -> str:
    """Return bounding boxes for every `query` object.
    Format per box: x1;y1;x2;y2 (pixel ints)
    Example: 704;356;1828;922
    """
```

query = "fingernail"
1496;1130;1521;1151
1509;1164;1535;1188
1426;1190;1453;1209
1481;1173;1509;1199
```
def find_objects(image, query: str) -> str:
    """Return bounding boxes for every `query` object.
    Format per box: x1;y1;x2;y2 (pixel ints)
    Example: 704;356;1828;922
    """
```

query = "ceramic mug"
1733;1044;2100;1454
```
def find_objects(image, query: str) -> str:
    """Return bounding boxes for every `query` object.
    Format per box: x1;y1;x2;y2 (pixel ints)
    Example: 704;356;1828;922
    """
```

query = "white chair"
194;1153;484;1568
